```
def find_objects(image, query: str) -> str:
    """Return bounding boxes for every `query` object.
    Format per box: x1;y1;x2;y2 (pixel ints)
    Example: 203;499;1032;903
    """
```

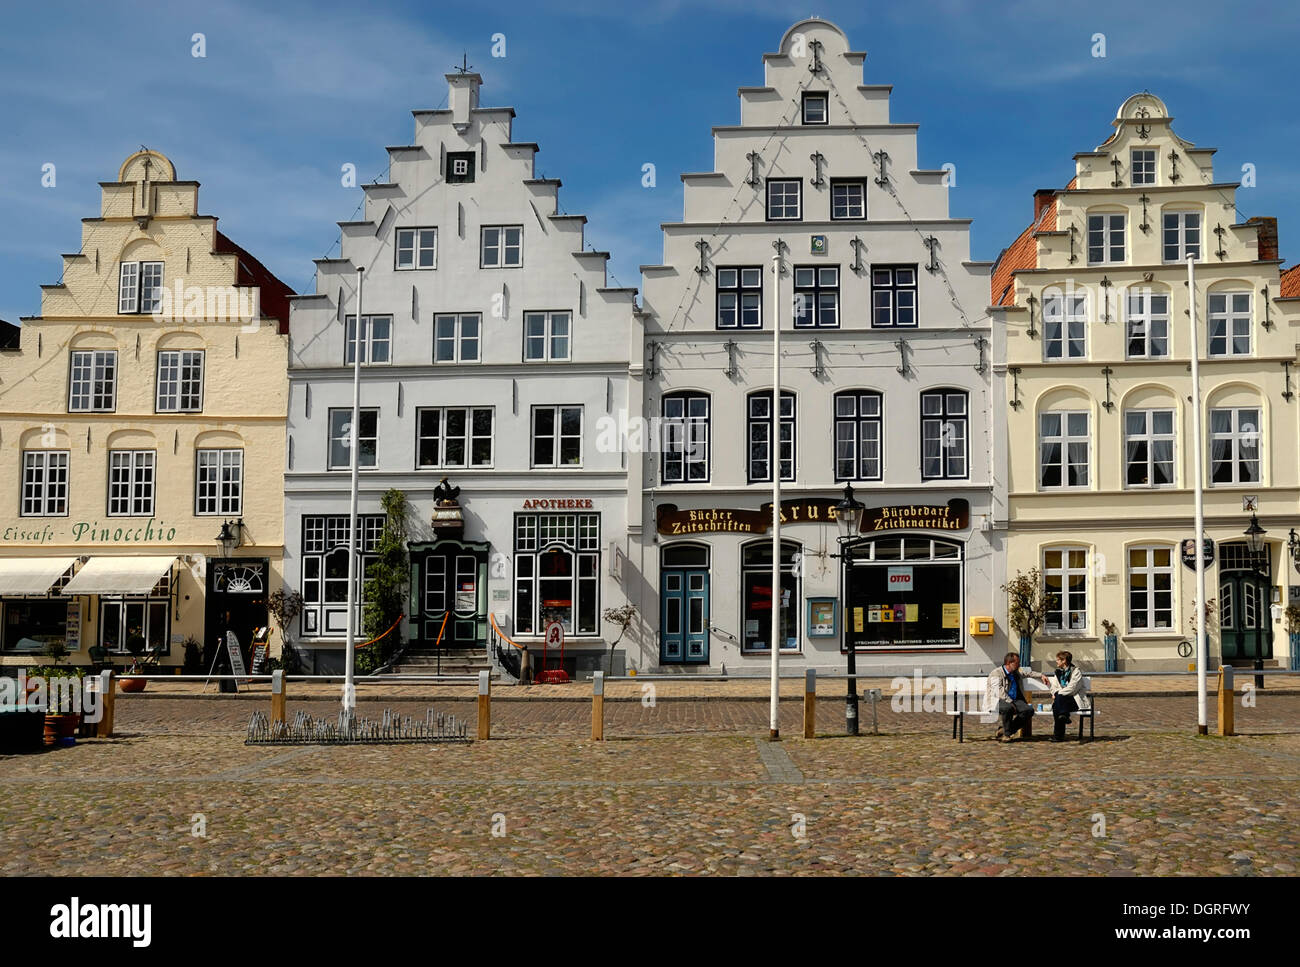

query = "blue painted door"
661;569;709;664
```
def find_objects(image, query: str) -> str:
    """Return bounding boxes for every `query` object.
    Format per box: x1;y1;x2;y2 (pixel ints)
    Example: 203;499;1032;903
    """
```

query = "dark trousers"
1052;695;1078;739
998;698;1033;736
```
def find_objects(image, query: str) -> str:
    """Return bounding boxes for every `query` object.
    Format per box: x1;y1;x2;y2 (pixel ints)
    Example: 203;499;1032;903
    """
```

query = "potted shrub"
118;633;155;693
41;665;85;746
1101;619;1119;672
1002;568;1055;665
1284;604;1300;672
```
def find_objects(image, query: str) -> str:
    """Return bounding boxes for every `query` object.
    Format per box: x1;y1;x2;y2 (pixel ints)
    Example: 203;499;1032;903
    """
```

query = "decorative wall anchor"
1068;224;1079;264
923;236;939;274
1138;194;1151;233
850;236;866;273
1169;150;1181;183
809;339;826;378
1110;156;1124;187
809;151;826;187
1026;293;1039;339
809;38;824;74
1009;366;1023;409
1262;285;1274;330
1283;360;1294;402
1099;276;1113;323
694;238;710;275
745;151;761;186
894;338;909;376
1101;366;1116;412
873;150;890;187
724;340;739;380
974;336;988;375
646;341;662;379
1214;224;1227;260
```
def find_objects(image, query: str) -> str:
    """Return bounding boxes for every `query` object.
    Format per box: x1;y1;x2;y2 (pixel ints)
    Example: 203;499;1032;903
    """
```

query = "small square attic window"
446;151;475;183
802;93;828;125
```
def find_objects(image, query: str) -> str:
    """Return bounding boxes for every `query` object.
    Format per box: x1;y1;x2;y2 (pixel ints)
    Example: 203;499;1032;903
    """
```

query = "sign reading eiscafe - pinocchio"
656;499;969;536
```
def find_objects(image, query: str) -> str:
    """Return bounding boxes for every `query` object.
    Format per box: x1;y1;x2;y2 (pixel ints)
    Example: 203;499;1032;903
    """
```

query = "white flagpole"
770;244;783;740
1188;254;1208;734
343;266;364;727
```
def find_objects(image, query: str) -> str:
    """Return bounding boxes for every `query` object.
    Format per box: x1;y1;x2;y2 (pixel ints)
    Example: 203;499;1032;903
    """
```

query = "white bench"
945;675;1096;743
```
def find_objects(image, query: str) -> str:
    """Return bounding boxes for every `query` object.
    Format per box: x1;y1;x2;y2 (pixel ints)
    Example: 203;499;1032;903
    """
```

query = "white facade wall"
285;73;636;672
625;19;1005;675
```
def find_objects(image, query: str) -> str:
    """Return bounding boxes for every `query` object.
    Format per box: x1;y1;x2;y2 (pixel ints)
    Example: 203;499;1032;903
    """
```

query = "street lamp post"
1244;514;1268;690
834;483;865;735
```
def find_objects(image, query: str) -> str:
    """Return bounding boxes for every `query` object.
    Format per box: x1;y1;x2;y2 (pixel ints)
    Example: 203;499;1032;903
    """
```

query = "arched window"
661;392;710;483
834;390;882;481
741;540;801;653
920;389;967;480
747;390;795;483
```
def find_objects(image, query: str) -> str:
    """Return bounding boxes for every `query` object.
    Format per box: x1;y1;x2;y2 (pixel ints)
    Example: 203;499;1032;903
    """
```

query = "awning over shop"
0;558;78;595
60;556;176;596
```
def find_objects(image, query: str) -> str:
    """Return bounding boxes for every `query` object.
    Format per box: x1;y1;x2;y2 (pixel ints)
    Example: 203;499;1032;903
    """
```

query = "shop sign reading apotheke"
656;499;970;536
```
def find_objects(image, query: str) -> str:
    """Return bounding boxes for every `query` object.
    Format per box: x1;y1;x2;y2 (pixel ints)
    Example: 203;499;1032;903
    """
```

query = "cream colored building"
0;150;292;669
991;94;1300;671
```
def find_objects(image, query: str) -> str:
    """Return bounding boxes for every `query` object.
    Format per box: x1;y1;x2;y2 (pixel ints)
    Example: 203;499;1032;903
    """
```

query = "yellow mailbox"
969;616;995;636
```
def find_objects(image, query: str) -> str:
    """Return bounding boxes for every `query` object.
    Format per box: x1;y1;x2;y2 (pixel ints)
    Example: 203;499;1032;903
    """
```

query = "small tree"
602;604;638;675
359;489;410;674
267;588;305;673
1002;567;1056;659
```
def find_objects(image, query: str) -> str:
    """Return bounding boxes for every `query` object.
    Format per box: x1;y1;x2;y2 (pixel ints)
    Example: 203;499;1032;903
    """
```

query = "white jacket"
1045;665;1091;710
984;665;1038;712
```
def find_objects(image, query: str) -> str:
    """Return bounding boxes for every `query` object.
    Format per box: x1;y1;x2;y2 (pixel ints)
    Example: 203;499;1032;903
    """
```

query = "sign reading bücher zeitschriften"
656;498;970;536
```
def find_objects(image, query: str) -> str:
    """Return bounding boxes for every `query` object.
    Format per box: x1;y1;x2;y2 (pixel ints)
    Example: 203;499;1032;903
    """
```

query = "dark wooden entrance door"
206;558;270;665
410;540;489;647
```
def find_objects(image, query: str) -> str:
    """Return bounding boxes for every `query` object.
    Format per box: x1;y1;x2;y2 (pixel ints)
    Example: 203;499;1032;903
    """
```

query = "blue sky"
2;0;1299;324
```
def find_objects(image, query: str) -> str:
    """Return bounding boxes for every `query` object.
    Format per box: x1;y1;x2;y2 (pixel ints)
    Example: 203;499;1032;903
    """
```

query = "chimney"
1033;189;1056;223
1248;216;1278;262
447;72;482;129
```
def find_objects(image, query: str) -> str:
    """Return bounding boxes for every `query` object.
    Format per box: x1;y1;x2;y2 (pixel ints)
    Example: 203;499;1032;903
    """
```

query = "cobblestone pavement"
1;695;1296;876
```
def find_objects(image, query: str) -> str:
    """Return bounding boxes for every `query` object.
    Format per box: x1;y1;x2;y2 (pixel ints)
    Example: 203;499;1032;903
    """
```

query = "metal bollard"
1217;665;1235;736
592;671;605;741
477;670;491;740
803;668;816;738
271;669;286;726
867;688;882;735
97;670;115;738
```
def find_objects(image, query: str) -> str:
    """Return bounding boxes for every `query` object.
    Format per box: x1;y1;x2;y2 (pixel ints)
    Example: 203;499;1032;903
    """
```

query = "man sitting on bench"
985;652;1046;742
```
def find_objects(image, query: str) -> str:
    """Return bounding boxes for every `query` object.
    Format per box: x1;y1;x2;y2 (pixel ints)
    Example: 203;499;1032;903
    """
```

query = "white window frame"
1087;213;1125;265
747;391;796;484
661;392;710;484
802;92;828;125
118;260;164;314
834;391;883;482
1125;288;1169;358
523;311;571;362
1128;545;1175;632
1209;406;1261;485
766;179;802;221
433;313;481;363
531;405;583;468
1162;210;1201;263
1123;408;1176;489
21;450;69;517
107;449;156;517
1043;547;1089;634
155;350;205;412
68;350;117;413
481;225;523;268
920;391;968;480
1130;148;1157;186
1207;291;1251;357
830;180;866;220
1039;410;1090;490
1042;290;1087;360
195;448;243;515
327;408;379;471
344;315;392;365
415;407;494;470
395;227;437;270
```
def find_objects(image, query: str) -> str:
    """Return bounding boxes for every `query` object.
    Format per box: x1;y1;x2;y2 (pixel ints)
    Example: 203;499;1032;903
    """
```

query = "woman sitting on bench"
1045;650;1089;742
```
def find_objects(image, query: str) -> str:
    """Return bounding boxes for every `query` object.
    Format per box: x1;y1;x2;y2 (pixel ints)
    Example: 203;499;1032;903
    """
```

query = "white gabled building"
624;19;1005;674
284;71;637;675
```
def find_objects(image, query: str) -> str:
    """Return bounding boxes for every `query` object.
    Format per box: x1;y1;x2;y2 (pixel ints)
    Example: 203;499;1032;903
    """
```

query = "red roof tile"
1281;264;1300;299
215;230;294;334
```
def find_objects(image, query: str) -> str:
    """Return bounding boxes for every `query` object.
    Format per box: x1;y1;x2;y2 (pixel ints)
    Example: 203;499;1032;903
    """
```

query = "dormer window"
802;93;828;125
119;261;164;314
446;151;475;184
1131;149;1157;186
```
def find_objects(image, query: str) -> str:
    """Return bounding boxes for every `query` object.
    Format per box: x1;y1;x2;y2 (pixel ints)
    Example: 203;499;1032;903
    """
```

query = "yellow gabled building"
0;150;292;669
991;94;1300;672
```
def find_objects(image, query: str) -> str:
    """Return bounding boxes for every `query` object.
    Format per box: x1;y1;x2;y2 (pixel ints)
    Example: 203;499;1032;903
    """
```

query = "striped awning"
61;556;176;596
0;558;78;595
